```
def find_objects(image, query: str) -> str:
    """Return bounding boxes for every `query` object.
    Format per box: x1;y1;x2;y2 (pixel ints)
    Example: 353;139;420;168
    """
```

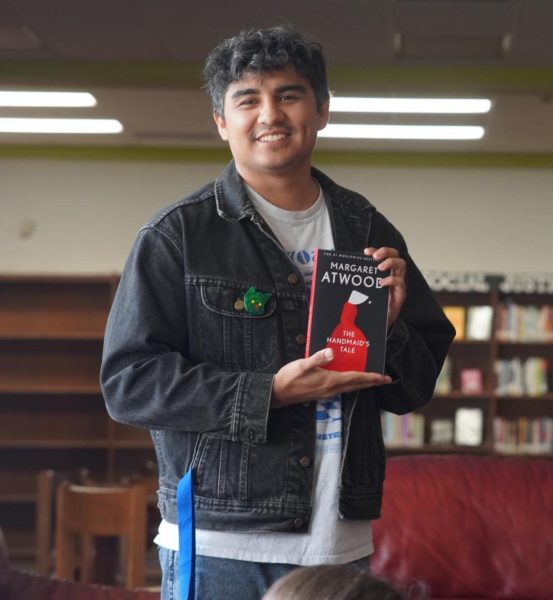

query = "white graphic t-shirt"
154;185;373;565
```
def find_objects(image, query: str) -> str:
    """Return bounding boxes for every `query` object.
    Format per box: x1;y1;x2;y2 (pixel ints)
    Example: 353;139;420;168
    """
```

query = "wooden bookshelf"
383;272;553;457
0;275;156;571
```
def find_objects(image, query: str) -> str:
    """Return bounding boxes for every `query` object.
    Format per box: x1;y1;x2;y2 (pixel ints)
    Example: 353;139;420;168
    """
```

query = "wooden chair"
35;469;55;575
55;482;147;589
36;468;91;575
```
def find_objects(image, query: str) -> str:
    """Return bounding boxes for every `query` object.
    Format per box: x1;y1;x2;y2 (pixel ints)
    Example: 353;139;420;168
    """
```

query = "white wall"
324;164;553;274
1;157;552;275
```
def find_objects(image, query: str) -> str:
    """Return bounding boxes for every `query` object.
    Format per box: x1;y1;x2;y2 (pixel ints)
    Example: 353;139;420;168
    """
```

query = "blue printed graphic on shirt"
287;250;315;290
315;398;342;454
316;400;341;423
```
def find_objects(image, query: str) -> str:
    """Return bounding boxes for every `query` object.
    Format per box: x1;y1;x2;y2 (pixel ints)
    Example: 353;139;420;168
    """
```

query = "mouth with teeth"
257;131;290;143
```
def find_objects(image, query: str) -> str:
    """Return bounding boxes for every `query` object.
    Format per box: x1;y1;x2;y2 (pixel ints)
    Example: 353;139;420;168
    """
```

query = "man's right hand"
271;348;392;408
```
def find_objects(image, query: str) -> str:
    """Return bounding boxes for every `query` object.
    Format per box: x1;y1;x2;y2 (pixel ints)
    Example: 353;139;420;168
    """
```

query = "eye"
238;97;257;107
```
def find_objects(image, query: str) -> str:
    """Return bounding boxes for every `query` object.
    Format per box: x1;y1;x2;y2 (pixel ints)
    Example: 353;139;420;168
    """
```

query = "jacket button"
295;333;306;345
299;456;311;468
234;299;245;311
288;273;299;285
293;517;304;529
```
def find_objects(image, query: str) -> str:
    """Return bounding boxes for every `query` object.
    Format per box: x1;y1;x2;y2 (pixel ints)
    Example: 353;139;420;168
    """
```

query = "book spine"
304;249;320;359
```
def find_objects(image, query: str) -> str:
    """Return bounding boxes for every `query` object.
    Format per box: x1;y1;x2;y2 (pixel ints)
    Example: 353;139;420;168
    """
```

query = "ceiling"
1;0;553;156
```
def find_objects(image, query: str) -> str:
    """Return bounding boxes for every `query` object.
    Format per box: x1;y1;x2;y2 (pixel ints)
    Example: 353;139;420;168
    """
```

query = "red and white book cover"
305;249;390;373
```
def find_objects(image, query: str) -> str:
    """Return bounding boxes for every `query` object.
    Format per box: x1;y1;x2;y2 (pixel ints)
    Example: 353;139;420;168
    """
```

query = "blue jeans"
158;548;370;600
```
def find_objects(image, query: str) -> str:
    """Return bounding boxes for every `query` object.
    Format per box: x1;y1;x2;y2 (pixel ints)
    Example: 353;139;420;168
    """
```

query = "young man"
101;25;454;600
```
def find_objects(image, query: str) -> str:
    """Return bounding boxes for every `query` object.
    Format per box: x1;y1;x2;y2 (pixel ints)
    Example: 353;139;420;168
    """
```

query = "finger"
306;347;334;368
326;369;391;385
378;273;406;288
377;256;405;271
379;275;406;290
380;263;406;283
331;372;392;393
365;247;399;260
342;371;391;384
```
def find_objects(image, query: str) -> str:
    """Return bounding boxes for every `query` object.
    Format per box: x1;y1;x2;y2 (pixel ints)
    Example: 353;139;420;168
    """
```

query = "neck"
240;171;319;211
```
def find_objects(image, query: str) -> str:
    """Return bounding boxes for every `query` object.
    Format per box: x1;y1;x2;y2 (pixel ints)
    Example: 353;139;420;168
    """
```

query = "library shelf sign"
500;273;553;294
424;271;553;295
424;271;501;293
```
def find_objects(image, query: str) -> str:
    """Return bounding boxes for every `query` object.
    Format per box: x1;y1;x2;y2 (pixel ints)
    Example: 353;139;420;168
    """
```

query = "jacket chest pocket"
198;283;278;372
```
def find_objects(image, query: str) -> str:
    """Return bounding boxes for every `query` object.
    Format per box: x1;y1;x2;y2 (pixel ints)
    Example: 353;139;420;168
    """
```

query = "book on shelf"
430;418;454;445
460;367;484;394
521;305;542;341
496;302;553;342
442;306;466;340
466;305;493;341
494;416;553;455
495;357;524;396
434;356;452;395
540;305;553;341
524;357;549;396
454;407;484;446
381;412;425;448
305;249;389;373
495;357;549;397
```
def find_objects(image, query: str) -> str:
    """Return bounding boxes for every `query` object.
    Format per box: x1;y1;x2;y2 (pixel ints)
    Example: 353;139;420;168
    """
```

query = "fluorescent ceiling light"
0;91;97;107
0;118;123;134
329;97;492;114
319;124;485;140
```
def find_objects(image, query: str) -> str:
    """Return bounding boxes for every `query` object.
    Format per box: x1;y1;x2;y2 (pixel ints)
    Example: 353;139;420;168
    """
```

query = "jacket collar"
214;161;255;222
214;160;374;250
312;166;375;251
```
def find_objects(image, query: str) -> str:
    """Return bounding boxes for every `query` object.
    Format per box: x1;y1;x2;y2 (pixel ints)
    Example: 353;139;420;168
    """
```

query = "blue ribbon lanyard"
177;470;196;600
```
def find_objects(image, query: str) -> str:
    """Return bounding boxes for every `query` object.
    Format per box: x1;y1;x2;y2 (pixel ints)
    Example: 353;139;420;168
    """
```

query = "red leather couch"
371;454;553;600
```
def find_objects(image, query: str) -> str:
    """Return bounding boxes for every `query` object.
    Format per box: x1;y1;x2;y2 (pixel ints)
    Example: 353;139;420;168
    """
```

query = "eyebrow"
230;84;308;100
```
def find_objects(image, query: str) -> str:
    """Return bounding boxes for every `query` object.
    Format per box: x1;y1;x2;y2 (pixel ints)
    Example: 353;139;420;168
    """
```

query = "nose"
258;98;284;124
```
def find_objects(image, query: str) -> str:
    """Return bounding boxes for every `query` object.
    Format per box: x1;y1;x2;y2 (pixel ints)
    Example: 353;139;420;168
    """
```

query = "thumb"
308;348;334;367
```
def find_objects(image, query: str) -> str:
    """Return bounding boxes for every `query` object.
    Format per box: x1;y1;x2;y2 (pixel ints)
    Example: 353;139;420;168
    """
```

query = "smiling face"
213;65;329;187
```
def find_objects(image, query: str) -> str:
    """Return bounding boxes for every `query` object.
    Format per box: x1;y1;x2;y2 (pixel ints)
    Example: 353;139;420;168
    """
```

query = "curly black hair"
203;25;329;116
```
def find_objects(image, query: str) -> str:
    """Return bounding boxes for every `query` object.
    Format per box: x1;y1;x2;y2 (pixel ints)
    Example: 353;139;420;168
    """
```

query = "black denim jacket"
100;161;454;532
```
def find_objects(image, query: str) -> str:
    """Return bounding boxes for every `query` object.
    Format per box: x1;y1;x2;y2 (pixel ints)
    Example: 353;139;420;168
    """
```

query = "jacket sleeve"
367;213;455;414
100;226;273;445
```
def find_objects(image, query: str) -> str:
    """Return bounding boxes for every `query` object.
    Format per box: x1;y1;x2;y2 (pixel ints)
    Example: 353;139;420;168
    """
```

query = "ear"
317;98;330;131
213;112;229;141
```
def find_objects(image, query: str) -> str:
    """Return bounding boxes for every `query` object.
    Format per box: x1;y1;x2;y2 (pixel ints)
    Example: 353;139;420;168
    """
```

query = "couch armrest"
371;455;553;600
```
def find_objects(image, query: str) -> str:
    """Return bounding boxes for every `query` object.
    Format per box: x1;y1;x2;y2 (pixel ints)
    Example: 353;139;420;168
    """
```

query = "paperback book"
460;367;484;394
442;305;466;340
466;305;494;341
305;249;390;373
454;407;484;446
430;418;454;445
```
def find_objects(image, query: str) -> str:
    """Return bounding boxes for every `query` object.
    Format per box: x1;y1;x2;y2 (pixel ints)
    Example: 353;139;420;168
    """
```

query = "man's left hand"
364;246;406;327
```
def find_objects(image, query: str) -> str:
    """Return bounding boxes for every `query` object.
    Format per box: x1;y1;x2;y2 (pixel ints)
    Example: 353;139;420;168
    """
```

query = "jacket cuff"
232;371;273;445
